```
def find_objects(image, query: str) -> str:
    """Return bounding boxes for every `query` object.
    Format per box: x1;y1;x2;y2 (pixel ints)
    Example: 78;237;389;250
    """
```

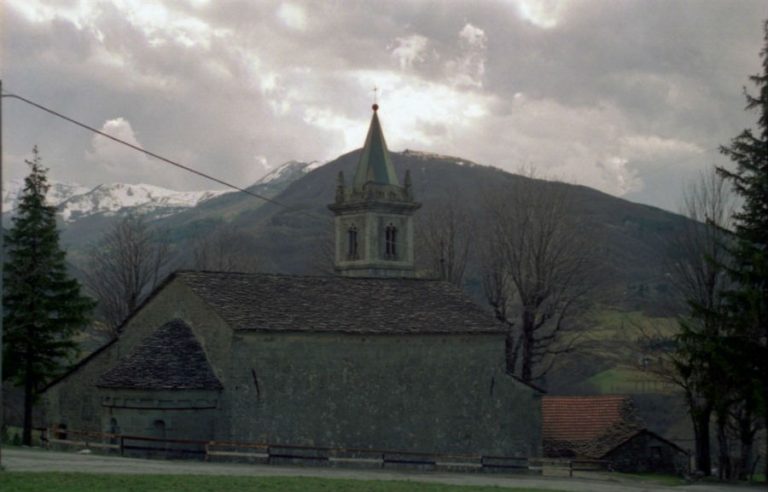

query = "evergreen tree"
718;19;768;479
2;147;94;445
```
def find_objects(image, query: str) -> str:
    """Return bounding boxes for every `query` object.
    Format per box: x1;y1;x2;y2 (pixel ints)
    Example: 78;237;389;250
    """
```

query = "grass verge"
0;472;564;492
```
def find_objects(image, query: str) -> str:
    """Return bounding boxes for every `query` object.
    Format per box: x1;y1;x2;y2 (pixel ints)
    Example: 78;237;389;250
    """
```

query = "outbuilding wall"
604;432;689;474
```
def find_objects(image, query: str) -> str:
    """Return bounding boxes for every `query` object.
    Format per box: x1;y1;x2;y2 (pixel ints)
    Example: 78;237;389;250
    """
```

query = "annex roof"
175;271;505;335
542;395;643;458
97;318;222;391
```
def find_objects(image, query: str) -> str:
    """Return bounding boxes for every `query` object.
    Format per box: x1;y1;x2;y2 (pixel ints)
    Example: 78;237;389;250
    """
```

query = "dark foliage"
2;147;94;445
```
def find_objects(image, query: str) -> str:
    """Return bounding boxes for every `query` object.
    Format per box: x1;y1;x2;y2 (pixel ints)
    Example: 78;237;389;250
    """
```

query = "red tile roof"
542;395;632;442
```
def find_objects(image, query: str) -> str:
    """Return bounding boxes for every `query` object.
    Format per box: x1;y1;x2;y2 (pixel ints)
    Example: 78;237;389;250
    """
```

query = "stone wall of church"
224;332;542;457
99;388;220;453
43;279;232;438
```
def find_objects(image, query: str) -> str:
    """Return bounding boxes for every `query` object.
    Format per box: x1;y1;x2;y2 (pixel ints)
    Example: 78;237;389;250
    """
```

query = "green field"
0;472;563;492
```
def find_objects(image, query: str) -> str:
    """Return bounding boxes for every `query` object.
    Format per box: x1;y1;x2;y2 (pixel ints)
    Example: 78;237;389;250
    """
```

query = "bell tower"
328;104;421;278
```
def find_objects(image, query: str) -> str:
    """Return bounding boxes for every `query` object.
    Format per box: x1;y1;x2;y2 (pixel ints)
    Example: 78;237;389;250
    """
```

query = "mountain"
2;179;225;223
2;160;321;256
3;179;91;216
213;149;690;313
18;152;688;314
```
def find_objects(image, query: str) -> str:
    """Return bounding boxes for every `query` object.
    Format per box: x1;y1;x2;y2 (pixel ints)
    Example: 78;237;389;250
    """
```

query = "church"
43;104;543;459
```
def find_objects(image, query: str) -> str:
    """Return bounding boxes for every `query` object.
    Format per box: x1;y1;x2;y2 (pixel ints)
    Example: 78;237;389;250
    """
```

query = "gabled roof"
353;106;399;189
542;395;634;443
175;271;505;335
542;395;643;458
97;319;222;391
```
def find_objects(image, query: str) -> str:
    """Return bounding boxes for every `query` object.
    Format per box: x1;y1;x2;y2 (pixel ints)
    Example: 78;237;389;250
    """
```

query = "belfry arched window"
385;224;397;258
347;226;359;259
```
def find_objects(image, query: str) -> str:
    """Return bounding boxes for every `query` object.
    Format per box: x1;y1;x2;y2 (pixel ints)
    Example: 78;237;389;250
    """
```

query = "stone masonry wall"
225;332;541;457
43;279;232;436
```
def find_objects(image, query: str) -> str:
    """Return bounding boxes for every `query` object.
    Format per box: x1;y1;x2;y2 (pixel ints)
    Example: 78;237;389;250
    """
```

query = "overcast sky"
2;0;767;211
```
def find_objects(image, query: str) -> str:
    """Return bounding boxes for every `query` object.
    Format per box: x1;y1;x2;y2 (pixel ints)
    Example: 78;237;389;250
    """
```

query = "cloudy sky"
2;0;767;211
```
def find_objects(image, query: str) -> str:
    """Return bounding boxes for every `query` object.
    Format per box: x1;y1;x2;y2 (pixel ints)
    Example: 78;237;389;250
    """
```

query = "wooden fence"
41;428;608;475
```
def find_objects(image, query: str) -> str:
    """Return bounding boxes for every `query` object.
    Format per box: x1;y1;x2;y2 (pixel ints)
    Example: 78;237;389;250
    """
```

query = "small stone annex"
542;395;688;474
42;105;543;459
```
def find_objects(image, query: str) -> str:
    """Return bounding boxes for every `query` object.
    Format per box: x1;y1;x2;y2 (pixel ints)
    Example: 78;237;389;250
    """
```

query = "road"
2;447;760;492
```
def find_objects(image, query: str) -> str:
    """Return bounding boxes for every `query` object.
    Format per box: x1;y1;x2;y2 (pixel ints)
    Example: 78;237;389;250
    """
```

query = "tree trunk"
23;346;34;446
736;411;755;480
521;309;535;382
690;402;712;475
716;412;730;480
504;331;516;374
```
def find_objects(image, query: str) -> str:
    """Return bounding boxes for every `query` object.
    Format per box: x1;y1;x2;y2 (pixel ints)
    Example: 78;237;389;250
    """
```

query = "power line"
0;88;326;219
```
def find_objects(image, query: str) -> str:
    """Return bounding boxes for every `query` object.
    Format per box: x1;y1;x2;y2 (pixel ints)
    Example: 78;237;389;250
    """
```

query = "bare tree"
191;224;262;273
417;197;472;286
83;214;172;334
638;169;734;476
481;177;594;383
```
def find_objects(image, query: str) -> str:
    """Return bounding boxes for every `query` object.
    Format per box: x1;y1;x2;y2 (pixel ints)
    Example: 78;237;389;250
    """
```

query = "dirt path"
1;447;758;492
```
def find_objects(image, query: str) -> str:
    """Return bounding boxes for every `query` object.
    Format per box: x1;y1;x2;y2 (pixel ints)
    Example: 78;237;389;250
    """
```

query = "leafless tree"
637;169;735;476
83;214;172;334
191;224;262;273
417;197;473;286
480;176;594;383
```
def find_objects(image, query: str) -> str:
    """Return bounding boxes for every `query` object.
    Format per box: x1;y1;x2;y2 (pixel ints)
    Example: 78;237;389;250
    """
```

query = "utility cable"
1;89;329;221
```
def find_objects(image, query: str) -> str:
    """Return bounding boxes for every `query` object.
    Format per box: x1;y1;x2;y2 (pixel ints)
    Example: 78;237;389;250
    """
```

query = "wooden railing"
41;428;605;475
529;458;611;477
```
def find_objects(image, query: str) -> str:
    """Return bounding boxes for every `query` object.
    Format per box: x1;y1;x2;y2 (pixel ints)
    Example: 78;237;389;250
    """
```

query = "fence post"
119;436;124;456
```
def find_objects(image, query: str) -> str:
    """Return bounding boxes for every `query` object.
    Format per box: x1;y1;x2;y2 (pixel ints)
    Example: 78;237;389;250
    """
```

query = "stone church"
43;105;543;458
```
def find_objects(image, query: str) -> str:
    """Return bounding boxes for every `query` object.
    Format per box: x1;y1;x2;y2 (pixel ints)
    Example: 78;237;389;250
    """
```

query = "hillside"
205;149;690;314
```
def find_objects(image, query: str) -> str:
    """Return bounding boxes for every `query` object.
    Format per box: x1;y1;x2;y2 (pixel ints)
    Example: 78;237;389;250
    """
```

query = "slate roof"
353;107;399;188
175;271;505;335
542;395;643;458
97;319;222;391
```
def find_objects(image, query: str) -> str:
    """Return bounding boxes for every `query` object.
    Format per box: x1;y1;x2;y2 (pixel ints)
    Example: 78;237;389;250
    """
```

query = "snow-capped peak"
2;179;227;222
259;160;323;185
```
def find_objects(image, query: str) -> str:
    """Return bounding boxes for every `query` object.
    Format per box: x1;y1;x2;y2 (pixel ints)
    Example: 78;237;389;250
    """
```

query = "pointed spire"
353;104;399;189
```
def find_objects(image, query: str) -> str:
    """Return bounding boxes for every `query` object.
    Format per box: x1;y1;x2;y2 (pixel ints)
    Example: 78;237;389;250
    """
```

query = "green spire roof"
353;106;399;189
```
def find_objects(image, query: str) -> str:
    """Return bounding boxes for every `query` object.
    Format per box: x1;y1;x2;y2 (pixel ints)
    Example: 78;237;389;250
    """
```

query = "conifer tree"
2;147;94;445
718;19;768;479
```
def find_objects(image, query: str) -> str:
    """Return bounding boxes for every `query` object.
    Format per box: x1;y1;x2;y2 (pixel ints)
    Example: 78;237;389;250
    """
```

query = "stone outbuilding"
542;395;688;474
43;105;544;459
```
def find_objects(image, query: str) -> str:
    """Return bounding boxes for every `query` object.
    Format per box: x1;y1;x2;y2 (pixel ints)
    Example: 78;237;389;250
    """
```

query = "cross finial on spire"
372;86;379;111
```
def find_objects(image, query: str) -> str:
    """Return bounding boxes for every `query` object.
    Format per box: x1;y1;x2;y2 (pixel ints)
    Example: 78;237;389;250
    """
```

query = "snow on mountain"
401;149;477;167
57;183;229;222
2;160;321;224
2;179;227;222
259;160;322;185
2;178;91;215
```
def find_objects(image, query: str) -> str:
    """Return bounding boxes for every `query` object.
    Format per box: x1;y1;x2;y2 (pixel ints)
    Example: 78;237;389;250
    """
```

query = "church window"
385;224;397;258
347;226;359;259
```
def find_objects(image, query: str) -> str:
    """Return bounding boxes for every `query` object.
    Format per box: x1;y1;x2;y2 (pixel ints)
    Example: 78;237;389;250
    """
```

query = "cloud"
3;0;767;211
446;23;487;88
513;0;571;29
277;3;306;31
85;118;157;184
390;34;429;70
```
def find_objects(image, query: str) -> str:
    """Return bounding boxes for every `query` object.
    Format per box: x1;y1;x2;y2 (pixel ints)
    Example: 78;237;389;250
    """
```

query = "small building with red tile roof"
542;395;688;474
